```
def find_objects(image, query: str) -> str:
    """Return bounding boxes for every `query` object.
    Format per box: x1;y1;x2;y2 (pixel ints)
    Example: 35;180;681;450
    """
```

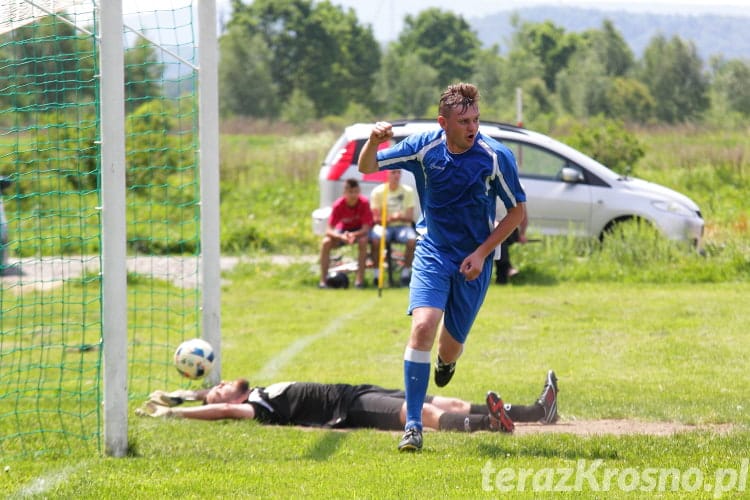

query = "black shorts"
345;389;434;431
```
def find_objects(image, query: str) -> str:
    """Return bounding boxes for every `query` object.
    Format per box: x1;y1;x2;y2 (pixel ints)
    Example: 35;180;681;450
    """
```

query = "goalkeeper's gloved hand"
135;402;179;418
135;401;172;417
147;389;199;407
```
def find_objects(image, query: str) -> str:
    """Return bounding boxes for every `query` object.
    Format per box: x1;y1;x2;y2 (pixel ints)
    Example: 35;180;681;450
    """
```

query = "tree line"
220;0;750;127
0;19;163;114
0;13;194;213
1;0;748;128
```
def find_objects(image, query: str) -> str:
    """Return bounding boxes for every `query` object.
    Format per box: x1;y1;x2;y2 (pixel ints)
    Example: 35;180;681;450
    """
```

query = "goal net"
0;0;219;458
0;0;89;36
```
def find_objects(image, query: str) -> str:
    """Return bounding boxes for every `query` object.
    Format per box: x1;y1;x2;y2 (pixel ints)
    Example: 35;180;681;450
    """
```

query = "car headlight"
651;200;696;217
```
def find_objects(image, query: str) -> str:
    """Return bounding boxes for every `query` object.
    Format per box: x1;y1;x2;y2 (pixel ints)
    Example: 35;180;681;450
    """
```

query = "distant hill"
470;6;750;62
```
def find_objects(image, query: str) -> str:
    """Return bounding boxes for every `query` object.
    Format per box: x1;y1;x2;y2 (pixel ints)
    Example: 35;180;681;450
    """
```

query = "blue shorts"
408;238;493;344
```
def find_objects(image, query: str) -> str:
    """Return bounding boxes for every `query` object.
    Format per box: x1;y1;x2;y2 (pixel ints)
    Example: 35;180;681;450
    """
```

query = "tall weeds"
219;125;750;283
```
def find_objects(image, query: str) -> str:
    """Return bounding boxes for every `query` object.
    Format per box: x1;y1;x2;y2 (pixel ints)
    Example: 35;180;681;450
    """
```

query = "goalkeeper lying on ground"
136;370;558;434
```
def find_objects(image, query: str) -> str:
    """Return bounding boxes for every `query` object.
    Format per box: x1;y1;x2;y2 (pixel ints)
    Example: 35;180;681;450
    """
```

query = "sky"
324;0;750;41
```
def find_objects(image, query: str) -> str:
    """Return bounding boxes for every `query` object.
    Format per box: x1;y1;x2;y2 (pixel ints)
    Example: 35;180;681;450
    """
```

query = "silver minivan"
312;120;704;249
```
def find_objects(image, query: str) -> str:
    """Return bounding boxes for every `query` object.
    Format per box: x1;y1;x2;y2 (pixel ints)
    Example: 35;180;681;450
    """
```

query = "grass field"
4;125;750;498
5;261;750;498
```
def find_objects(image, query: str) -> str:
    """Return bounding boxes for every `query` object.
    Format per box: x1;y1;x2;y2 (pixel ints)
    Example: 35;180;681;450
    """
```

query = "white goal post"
96;0;221;458
0;0;220;458
100;0;129;458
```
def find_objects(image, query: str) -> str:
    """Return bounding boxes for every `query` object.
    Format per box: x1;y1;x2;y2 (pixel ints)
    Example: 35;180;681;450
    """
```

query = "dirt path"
510;419;735;436
0;255;316;291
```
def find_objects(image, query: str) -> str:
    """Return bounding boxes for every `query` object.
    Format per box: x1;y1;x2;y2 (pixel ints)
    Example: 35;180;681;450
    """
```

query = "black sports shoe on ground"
433;357;456;387
486;391;515;433
398;427;423;452
537;370;559;424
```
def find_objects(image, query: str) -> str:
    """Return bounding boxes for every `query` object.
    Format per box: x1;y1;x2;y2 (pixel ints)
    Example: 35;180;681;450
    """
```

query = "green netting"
0;1;202;459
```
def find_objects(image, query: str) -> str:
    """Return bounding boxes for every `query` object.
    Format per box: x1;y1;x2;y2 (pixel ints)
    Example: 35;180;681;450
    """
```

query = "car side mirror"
560;167;584;183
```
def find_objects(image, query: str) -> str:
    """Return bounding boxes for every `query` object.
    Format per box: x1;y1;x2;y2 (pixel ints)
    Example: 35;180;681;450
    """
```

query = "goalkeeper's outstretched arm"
137;401;256;420
147;388;210;407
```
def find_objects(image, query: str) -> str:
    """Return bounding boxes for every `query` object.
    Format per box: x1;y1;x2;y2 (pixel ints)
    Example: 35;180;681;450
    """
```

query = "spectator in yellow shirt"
369;169;417;285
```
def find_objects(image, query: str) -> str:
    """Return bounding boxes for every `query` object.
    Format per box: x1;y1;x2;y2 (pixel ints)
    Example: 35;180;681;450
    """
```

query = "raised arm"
358;121;393;174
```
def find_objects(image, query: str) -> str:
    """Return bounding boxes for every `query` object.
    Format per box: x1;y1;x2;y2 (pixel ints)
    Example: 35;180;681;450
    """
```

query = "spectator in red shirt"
319;179;373;288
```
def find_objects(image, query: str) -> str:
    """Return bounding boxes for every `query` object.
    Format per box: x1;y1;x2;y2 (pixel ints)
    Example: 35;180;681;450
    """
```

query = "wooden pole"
377;183;388;297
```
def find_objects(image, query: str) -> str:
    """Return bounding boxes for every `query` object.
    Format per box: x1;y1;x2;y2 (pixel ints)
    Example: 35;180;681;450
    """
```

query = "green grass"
3;125;750;497
18;430;749;498
5;264;750;498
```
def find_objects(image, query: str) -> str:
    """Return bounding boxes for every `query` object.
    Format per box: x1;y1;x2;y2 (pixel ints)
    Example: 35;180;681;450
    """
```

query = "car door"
503;140;594;237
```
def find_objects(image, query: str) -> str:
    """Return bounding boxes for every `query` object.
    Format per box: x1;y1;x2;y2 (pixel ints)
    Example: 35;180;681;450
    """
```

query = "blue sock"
403;347;431;431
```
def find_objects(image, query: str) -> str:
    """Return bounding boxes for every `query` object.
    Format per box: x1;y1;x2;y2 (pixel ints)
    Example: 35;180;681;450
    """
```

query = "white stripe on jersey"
477;137;518;207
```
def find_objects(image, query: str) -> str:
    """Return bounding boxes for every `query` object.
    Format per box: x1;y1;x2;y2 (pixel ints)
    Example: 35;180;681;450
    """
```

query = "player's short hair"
439;83;480;117
236;378;250;392
344;178;360;190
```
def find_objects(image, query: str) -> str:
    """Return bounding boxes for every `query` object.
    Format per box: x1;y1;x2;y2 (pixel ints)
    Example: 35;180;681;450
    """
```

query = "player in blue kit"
358;83;527;451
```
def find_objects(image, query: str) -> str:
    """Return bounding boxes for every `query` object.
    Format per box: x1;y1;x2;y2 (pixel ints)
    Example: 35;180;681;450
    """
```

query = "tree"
509;17;580;92
125;100;193;193
639;35;709;123
554;20;646;121
710;57;750;117
556;47;609;118
0;14;97;110
563;116;644;174
557;42;654;123
280;89;316;127
470;46;506;109
219;26;278;118
393;8;480;88
472;40;549;122
583;20;634;78
374;50;439;118
228;0;380;117
1;14;166;114
124;37;164;113
606;77;655;123
520;77;555;120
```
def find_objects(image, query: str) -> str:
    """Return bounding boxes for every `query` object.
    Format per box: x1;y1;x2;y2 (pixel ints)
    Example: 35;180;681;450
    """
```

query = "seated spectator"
369;169;417;286
319;178;372;288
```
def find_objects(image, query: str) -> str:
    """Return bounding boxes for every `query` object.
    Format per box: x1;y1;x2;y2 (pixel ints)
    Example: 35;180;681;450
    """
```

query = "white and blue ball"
174;338;215;379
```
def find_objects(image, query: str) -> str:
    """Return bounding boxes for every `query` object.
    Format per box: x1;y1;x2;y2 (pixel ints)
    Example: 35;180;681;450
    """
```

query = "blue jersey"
376;129;525;260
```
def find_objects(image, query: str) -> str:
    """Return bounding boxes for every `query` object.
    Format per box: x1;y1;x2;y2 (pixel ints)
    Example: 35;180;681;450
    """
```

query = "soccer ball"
174;338;215;379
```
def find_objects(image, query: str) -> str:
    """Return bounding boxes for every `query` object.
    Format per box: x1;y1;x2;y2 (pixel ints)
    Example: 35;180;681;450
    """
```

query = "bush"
562;116;644;174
